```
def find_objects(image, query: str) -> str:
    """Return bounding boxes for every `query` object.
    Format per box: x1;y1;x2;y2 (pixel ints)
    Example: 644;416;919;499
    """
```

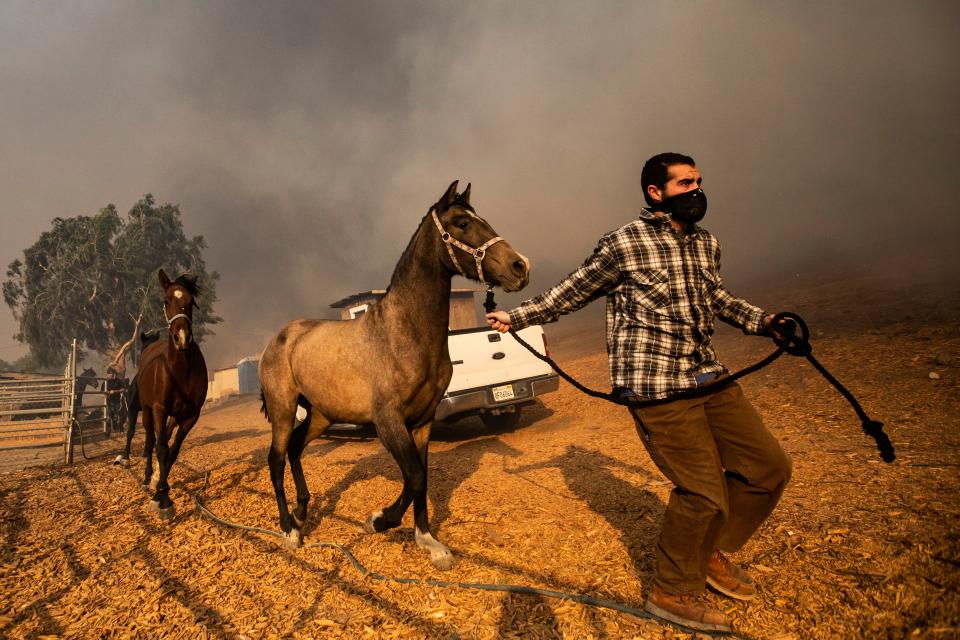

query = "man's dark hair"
641;152;696;206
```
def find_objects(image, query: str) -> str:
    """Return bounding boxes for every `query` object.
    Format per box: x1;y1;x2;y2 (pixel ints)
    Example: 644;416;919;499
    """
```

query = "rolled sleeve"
508;235;620;331
714;285;766;335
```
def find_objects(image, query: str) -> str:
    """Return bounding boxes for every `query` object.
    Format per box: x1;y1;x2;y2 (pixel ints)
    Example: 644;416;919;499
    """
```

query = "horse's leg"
151;412;176;520
287;419;312;530
366;414;416;532
369;415;454;570
264;399;302;547
410;421;453;570
140;405;156;488
288;409;332;530
117;389;139;465
148;414;196;521
167;414;198;468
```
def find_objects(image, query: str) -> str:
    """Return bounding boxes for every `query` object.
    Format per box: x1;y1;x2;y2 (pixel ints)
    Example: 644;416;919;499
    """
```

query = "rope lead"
485;290;894;463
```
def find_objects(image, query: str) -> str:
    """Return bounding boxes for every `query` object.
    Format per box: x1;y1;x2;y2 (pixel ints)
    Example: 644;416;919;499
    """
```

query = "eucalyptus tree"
3;195;221;368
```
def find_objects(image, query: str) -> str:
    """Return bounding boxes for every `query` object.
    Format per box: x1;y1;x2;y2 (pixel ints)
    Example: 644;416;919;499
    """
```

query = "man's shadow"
506;444;665;581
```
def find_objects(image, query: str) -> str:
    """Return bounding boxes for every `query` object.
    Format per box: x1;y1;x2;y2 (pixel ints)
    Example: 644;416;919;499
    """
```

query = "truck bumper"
435;374;560;421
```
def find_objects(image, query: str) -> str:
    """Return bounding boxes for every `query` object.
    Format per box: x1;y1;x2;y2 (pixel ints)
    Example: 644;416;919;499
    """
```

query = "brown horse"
114;330;162;465
136;270;207;519
259;181;529;568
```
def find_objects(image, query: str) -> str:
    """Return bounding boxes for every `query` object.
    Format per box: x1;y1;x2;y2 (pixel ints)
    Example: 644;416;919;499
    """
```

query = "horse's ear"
439;180;459;209
460;183;471;206
158;269;171;289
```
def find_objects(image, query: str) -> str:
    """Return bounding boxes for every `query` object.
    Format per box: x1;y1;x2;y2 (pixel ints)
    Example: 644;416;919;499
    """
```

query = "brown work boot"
644;583;732;632
706;550;757;600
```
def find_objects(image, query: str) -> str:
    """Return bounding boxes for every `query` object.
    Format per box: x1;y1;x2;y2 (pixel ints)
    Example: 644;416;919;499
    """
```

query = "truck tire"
480;408;521;431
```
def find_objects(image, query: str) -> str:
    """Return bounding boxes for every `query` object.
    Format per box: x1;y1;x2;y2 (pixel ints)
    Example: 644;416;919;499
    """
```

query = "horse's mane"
386;199;473;293
140;330;161;350
173;274;200;297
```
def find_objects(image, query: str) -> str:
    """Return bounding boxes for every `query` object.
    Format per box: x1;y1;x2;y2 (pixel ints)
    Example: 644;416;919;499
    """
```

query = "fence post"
102;385;109;436
63;339;77;464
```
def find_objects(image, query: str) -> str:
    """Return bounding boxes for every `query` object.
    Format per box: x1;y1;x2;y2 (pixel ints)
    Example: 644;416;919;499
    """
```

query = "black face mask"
657;188;707;224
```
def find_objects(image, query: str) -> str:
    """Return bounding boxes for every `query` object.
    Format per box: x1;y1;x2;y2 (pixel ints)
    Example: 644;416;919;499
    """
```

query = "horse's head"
158;269;199;351
431;181;530;292
79;367;97;390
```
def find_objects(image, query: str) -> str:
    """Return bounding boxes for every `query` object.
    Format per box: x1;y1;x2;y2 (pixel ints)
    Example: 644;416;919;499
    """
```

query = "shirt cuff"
508;307;535;332
747;308;767;335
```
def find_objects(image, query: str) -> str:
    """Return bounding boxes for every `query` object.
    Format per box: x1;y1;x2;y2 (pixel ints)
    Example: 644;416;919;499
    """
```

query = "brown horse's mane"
173;274;200;297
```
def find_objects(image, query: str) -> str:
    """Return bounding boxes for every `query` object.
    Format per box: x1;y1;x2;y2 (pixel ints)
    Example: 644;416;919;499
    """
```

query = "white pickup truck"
438;325;559;429
326;289;559;429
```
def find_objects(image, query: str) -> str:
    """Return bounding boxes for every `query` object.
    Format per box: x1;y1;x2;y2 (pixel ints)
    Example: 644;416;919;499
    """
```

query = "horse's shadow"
307;435;524;534
433;401;555;443
191;426;266;448
506;444;665;581
303;434;664;585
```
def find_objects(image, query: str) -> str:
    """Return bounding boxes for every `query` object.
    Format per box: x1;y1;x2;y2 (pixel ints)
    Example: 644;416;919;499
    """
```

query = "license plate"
491;384;515;402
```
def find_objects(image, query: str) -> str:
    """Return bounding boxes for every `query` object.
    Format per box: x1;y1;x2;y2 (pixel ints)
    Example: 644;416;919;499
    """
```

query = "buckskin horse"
135;271;207;520
259;181;529;569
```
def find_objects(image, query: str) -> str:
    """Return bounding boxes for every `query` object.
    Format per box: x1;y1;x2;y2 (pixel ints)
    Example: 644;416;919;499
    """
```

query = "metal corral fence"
0;339;116;472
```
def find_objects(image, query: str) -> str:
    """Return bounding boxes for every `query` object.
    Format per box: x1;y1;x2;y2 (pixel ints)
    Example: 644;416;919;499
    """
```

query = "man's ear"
647;184;663;204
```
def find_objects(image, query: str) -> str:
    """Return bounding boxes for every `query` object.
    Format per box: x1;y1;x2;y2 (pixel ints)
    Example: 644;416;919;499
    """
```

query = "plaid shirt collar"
637;207;706;237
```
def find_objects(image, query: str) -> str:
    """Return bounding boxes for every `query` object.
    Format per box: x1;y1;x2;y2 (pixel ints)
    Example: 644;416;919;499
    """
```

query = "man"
486;152;792;632
103;365;126;433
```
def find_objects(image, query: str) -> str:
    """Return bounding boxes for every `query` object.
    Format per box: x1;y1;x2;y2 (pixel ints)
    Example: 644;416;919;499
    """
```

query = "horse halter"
162;303;192;327
431;208;503;285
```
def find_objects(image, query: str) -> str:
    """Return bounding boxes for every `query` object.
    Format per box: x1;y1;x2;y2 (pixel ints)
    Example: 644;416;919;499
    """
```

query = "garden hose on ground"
187;468;757;640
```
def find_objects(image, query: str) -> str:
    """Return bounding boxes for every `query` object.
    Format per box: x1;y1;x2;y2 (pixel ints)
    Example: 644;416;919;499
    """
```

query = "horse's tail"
260;390;269;419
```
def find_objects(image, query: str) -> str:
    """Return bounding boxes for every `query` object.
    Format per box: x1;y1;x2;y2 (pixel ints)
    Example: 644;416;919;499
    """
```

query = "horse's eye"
456;220;469;230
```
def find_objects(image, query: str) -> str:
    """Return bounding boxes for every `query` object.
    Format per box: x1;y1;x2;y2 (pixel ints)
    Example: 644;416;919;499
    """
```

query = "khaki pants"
629;381;792;595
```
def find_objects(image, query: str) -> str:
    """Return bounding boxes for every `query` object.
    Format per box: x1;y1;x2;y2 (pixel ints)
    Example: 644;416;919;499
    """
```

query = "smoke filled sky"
1;1;958;368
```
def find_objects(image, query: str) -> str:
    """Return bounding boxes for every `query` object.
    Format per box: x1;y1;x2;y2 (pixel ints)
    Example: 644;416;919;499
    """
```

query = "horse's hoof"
158;505;176;521
430;550;457;571
283;528;303;549
415;529;455;570
364;511;397;533
112;455;127;466
146;500;160;513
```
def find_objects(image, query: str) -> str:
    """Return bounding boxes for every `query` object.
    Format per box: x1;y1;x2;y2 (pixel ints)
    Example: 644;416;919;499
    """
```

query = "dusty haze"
1;2;957;369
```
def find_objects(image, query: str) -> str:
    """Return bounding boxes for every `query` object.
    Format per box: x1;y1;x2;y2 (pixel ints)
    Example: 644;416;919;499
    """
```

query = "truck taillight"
541;333;551;358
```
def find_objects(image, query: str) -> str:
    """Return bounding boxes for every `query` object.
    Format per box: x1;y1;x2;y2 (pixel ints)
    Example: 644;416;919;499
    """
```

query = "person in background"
104;365;126;433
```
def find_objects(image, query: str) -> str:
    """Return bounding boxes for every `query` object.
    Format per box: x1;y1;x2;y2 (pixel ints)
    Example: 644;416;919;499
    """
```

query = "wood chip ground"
2;274;958;639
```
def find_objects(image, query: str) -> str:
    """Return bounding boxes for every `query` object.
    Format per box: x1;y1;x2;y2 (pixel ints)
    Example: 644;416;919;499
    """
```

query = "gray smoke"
1;1;957;367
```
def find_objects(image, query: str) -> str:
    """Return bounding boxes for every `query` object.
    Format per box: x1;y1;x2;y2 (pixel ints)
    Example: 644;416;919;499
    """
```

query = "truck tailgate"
446;326;552;393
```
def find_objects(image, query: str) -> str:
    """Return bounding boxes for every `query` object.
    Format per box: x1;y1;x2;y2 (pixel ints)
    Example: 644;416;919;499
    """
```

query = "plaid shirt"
509;209;767;399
